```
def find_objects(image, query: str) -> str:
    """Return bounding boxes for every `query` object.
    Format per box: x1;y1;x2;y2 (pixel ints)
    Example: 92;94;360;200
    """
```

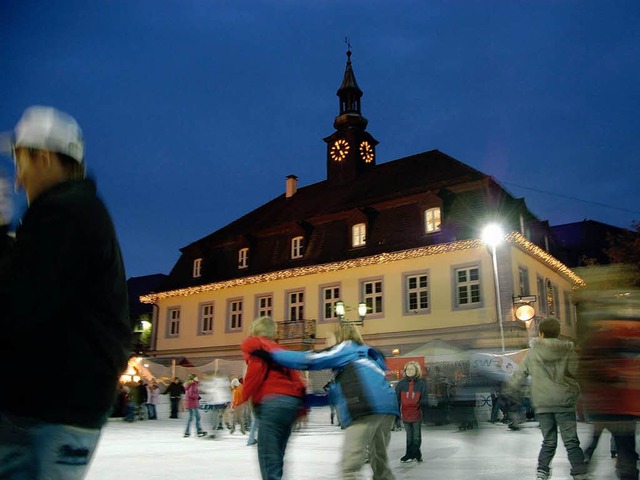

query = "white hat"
1;106;84;164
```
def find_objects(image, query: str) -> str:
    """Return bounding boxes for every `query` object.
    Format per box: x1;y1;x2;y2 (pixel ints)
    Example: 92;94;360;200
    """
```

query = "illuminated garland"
140;234;586;303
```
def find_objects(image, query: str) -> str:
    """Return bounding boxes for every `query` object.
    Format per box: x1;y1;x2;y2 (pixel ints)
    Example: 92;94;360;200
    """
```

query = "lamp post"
482;224;505;353
335;300;367;326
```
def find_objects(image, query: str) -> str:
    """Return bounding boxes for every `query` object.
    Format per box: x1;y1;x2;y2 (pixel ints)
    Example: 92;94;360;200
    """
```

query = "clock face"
330;139;350;162
359;141;374;163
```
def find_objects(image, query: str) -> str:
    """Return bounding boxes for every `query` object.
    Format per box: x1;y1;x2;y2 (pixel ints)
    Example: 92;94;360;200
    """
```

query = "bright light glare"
482;224;504;247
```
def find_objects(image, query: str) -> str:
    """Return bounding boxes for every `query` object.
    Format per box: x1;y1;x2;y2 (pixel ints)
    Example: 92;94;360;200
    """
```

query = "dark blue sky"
2;1;639;279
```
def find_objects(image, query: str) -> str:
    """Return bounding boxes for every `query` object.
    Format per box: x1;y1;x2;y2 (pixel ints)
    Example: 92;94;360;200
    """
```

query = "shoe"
400;454;413;463
197;431;207;437
611;452;617;459
415;454;423;463
535;470;549;480
508;423;521;431
247;440;257;446
230;427;236;434
183;433;190;438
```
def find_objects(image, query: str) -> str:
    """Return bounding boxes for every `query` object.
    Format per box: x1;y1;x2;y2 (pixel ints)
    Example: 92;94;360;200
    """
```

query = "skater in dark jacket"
395;361;428;463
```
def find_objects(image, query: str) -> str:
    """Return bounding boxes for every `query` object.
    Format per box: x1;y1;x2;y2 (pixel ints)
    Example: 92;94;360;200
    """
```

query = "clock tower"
324;46;379;184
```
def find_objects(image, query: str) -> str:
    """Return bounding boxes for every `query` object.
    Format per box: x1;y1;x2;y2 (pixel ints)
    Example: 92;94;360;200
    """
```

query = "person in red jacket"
395;361;428;463
240;316;306;480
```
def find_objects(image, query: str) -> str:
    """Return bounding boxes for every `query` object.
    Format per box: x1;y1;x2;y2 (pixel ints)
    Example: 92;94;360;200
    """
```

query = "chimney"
285;174;298;198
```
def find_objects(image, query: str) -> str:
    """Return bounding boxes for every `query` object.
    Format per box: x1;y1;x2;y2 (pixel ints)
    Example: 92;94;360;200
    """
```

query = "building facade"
141;49;585;362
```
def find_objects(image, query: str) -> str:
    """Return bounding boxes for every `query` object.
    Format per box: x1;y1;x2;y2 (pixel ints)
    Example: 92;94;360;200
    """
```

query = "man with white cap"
0;106;131;479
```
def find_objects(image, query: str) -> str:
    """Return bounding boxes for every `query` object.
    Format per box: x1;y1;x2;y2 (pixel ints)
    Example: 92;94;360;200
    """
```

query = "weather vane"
345;36;352;53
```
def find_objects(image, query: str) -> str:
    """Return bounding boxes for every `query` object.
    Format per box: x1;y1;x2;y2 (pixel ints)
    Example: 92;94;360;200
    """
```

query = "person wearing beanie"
395;361;428;463
228;377;247;434
183;374;207;438
0;106;130;478
239;316;307;480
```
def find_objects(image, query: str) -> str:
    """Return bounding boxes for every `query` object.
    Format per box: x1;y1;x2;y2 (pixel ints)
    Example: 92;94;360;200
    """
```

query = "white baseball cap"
0;106;84;164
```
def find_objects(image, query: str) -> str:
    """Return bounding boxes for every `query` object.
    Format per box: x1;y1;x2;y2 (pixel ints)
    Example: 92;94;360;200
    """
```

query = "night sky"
1;1;639;278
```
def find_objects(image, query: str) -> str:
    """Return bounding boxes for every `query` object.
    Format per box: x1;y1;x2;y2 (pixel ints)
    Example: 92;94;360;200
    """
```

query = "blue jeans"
185;407;203;434
403;421;422;459
254;395;302;480
248;413;259;444
536;411;586;476
0;411;101;479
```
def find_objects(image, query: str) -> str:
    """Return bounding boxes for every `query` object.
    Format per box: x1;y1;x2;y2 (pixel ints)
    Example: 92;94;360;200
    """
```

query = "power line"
498;180;640;216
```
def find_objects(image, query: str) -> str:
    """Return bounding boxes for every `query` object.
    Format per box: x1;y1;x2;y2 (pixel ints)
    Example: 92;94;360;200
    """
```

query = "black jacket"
0;179;131;428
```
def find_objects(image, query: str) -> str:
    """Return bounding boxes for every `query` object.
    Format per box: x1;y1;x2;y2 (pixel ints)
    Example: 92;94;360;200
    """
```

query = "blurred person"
253;321;400;480
582;420;617;463
578;315;640;480
199;374;231;438
505;318;587;480
239;316;307;480
145;380;160;420
163;377;185;419
450;368;478;431
0;106;131;479
135;380;147;420
183;374;206;438
395;360;428;463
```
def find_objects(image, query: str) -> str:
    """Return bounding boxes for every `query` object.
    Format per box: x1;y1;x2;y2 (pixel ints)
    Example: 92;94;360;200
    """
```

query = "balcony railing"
276;318;317;341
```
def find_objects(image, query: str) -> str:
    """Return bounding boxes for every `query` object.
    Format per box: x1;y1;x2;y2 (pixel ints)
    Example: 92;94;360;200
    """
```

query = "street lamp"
482;223;505;353
335;300;367;326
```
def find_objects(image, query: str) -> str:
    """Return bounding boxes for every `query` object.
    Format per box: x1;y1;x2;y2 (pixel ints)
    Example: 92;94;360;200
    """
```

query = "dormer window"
425;207;441;233
352;223;366;247
291;236;304;259
238;248;249;269
192;258;202;278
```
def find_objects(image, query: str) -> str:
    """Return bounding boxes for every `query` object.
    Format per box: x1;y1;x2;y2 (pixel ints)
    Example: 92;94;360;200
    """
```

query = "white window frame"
238;248;249;269
291;236;304;259
518;266;530;296
453;264;481;309
256;294;273;318
193;258;202;278
425;207;442;233
320;284;341;322
287;289;305;321
352;223;366;247
361;278;383;317
537;275;548;316
199;302;214;335
227;298;243;331
167;307;181;337
404;271;430;314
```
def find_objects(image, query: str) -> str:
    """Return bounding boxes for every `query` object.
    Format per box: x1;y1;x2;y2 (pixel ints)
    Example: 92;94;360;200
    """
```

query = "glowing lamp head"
515;304;536;321
482;224;504;247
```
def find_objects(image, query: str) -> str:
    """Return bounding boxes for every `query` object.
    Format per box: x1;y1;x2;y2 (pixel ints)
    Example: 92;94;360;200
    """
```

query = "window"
167;307;181;337
256;294;273;318
425;207;442;233
193;258;202;278
238;248;249;269
563;290;572;326
454;265;481;308
227;298;243;331
404;272;430;314
352;223;366;247
287;290;304;321
362;279;383;315
321;285;340;321
537;276;548;316
199;303;214;335
291;236;304;259
518;267;530;295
